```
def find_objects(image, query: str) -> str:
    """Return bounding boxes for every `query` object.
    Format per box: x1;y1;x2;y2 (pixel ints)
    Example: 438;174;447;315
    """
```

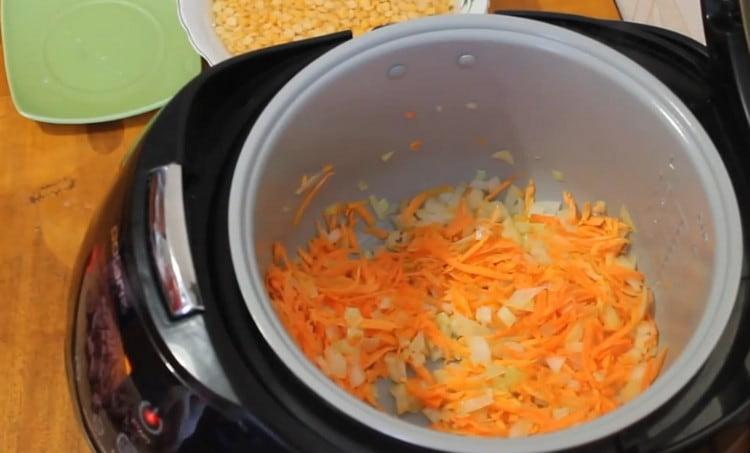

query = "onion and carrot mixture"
266;171;667;437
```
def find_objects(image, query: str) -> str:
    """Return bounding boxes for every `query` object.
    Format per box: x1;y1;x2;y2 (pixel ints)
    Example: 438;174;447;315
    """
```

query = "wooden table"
0;2;623;452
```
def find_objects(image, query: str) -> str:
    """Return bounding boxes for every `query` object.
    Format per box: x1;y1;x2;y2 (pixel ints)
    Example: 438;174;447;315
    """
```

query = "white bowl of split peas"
178;0;489;65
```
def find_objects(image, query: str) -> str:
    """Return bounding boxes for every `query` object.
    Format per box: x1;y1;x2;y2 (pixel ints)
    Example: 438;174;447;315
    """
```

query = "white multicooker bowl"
226;14;743;453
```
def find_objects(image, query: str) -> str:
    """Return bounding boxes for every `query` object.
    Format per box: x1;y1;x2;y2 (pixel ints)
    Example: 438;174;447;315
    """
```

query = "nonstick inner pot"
228;15;742;453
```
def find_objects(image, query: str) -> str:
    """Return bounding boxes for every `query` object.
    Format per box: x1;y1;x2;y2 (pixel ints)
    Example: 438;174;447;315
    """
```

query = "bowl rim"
177;0;490;65
228;14;743;453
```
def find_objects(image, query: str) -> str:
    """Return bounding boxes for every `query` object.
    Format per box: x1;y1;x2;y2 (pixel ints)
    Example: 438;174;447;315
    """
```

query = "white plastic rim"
228;14;743;453
177;0;489;65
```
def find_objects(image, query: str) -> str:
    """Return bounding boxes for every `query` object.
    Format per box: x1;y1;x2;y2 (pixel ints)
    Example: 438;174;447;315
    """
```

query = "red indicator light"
138;401;163;435
142;406;161;429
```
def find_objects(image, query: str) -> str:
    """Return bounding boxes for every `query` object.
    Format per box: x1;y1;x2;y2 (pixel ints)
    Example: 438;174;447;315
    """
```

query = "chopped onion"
625;347;643;362
475;306;493;325
324;348;347;379
593;200;607;215
497;306;517;327
298;278;319;298
369;195;390;220
492;366;523;390
467;188;484;210
509;419;532;438
492;150;514;165
346;327;363;342
390;383;422;414
467;336;491;364
450;314;490;337
485;176;501;192
501;217;522;244
552;170;565;182
634;321;656;349
620;370;644;403
504;185;524;215
379;297;393;310
384;353;407;382
530;201;561;215
475;169;487;181
424;197;448;214
416;211;452;226
433;369;449;383
506;287;545;311
620;204;636;231
552;407;570;420
436;312;452;336
381;151;394;162
459;391;493;413
600;304;622;331
326;229;342;242
477;200;505;221
515;221;531;234
484;363;507;379
428;341;444;361
527;238;551;265
422;408;443;423
626;279;642;291
437;191;459;208
385;231;407;250
470;178;489;191
356;180;369;192
615;253;638;270
344;307;362;327
631;362;648;381
409;332;427;355
545;356;566;373
557;209;577;232
332;339;356;355
349;365;365;387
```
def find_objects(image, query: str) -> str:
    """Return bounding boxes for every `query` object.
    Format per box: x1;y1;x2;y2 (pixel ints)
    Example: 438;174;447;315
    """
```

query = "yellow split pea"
213;0;455;54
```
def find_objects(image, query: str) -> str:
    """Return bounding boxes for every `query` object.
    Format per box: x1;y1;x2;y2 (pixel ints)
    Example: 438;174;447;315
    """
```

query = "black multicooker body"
66;2;750;452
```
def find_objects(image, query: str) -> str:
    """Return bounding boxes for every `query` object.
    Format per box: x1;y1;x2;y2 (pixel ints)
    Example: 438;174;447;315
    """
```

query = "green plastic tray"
1;0;201;124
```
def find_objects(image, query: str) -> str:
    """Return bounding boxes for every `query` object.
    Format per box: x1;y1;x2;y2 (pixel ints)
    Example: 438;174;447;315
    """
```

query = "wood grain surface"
489;0;620;18
0;38;155;453
11;2;732;453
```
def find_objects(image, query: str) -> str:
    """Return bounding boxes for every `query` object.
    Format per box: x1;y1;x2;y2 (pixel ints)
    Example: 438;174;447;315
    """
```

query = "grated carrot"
484;178;513;201
266;173;664;437
293;165;334;225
